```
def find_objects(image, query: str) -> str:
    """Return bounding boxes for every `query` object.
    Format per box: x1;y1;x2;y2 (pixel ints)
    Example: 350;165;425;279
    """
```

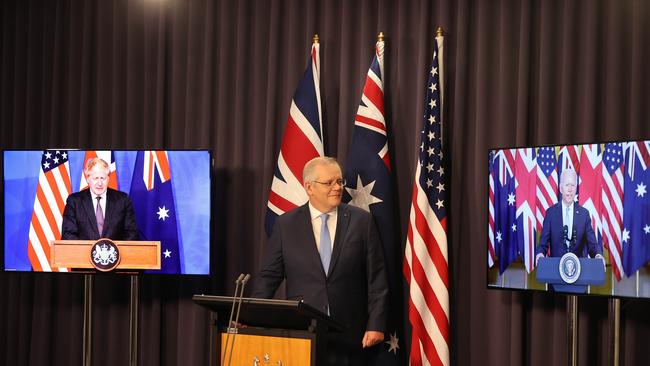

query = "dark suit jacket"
536;202;601;258
252;203;388;350
61;188;140;241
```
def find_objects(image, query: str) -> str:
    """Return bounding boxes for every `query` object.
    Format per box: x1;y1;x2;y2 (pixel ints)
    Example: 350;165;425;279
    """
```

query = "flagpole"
83;275;93;366
129;275;140;366
608;298;620;366
567;295;578;366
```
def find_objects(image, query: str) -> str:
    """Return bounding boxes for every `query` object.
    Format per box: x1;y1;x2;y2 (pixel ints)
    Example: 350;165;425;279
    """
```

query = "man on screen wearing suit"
61;157;140;241
535;168;604;265
252;157;388;366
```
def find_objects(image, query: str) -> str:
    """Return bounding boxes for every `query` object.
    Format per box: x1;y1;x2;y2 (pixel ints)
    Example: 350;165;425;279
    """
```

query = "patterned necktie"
96;196;104;236
319;213;332;275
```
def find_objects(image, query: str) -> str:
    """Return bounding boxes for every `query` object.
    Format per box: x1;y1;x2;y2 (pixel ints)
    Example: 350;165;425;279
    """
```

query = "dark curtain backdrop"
1;0;650;365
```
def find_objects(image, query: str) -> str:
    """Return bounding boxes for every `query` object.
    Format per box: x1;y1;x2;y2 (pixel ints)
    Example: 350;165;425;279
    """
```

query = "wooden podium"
49;240;161;270
193;295;344;366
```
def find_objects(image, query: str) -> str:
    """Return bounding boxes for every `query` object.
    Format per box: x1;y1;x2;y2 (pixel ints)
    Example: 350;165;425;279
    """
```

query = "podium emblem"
559;252;581;284
90;239;121;271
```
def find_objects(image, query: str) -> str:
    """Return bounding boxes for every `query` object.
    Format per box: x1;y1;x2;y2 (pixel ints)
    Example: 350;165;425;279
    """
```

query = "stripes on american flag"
265;38;323;235
601;143;625;280
27;150;72;272
535;147;558;232
78;151;118;191
488;151;496;268
403;34;449;366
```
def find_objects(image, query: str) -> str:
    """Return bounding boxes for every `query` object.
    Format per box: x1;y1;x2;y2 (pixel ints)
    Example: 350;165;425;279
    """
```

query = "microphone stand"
226;274;251;366
221;273;244;366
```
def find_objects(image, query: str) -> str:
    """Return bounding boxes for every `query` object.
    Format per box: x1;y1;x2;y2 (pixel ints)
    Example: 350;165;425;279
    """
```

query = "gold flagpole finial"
377;32;385;42
436;26;445;37
313;34;320;44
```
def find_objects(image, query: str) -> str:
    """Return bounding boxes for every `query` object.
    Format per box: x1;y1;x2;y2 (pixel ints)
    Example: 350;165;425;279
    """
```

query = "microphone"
221;273;244;366
226;273;251;366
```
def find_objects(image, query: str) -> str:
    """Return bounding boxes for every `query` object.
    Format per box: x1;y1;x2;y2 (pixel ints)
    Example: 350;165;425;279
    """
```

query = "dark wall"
1;0;650;365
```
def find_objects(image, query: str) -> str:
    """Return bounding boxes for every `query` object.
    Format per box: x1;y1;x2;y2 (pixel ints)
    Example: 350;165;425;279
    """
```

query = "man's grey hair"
560;168;577;185
303;156;341;183
84;157;110;175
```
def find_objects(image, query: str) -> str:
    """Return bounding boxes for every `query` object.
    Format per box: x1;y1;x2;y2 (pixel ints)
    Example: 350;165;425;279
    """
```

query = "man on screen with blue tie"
253;156;388;366
535;169;603;265
61;157;139;241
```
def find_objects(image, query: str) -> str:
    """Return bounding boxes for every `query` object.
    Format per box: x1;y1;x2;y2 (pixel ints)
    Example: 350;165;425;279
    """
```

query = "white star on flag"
345;176;383;212
511;223;517;232
636;182;647;197
496;231;502;242
622;228;630;243
157;206;170;221
163;249;171;258
507;192;515;206
385;332;400;354
644;225;650;234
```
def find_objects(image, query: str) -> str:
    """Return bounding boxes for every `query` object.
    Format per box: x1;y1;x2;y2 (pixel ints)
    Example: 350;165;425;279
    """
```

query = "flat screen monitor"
487;141;650;297
2;150;211;275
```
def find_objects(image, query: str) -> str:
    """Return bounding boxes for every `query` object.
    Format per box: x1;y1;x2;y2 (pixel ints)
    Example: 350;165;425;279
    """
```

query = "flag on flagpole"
403;31;449;366
578;144;604;257
343;33;401;364
265;36;324;235
27;150;72;272
515;148;537;273
491;149;518;274
601;142;625;280
79;151;118;191
535;147;558;232
488;151;497;268
129;151;181;273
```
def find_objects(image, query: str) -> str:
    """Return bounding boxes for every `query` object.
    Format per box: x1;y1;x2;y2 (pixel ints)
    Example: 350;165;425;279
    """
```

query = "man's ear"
304;181;313;196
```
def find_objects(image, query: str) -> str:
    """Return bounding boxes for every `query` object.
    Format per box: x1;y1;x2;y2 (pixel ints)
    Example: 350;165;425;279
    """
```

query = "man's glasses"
312;178;347;188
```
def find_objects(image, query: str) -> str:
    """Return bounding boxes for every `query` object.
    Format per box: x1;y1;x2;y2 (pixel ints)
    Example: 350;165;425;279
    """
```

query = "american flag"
535;147;558;231
343;35;402;364
601;143;625;280
622;141;650;276
265;36;324;235
403;33;449;366
515;148;537;273
578;144;603;255
488;151;496;268
27;150;72;272
79;151;118;191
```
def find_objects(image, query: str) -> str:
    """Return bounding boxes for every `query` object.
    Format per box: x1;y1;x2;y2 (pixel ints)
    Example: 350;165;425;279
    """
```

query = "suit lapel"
104;189;117;236
329;204;350;275
82;189;100;237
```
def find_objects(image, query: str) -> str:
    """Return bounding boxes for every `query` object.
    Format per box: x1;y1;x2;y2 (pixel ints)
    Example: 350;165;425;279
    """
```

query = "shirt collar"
308;202;338;220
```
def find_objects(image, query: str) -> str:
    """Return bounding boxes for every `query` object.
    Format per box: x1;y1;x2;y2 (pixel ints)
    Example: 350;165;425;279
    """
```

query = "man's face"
305;163;343;213
560;172;577;205
86;165;109;196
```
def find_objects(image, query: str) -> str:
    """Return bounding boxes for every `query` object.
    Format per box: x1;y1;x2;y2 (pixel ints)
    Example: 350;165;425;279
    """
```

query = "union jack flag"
343;35;401;364
535;147;558;231
28;150;72;272
601;143;625;280
403;33;449;366
578;144;603;255
515;148;536;273
265;37;323;235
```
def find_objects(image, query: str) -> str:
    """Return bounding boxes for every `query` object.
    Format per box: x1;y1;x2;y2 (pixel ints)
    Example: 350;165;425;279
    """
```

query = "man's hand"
362;330;384;348
595;254;606;271
535;253;545;266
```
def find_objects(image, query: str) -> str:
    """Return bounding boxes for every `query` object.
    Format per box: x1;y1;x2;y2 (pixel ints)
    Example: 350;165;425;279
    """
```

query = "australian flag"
622;142;650;276
491;149;518;274
129;151;181;274
343;37;401;364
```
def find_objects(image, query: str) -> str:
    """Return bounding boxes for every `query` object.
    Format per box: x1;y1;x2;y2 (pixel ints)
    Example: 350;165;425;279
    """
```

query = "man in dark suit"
61;157;139;241
535;169;603;264
252;157;388;365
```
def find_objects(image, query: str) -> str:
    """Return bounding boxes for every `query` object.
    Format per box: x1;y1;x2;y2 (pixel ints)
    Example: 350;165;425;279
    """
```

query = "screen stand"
567;295;578;366
129;275;140;366
608;298;621;366
83;275;93;366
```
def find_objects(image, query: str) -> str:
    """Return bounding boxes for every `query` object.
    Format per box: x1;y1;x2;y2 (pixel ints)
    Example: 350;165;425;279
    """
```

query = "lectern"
193;295;344;366
536;255;606;293
49;240;161;270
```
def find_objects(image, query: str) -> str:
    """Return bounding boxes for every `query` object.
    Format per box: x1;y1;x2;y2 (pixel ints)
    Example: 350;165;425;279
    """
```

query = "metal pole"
608;298;620;366
83;274;94;366
567;295;578;366
129;275;140;366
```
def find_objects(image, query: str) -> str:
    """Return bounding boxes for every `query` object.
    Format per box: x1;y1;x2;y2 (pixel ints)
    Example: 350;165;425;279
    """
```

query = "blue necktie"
319;213;332;275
